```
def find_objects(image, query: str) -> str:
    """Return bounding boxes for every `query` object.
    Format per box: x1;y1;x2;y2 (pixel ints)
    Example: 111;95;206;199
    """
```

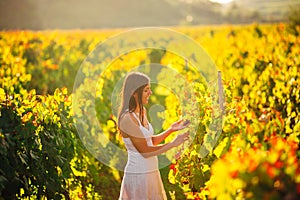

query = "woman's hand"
171;132;190;147
169;119;190;132
151;119;191;146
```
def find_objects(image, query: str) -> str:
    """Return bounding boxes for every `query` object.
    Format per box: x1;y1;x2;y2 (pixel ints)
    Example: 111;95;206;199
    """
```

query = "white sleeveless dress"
119;112;167;200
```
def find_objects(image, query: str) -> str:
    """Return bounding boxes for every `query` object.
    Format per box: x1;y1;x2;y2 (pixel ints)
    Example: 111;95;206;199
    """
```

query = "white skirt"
119;170;167;200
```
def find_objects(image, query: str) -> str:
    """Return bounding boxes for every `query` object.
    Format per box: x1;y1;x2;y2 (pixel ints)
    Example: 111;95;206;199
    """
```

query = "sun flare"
209;0;233;4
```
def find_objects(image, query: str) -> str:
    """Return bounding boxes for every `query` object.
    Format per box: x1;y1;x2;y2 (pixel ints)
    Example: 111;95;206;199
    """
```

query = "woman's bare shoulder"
119;112;144;138
120;112;139;125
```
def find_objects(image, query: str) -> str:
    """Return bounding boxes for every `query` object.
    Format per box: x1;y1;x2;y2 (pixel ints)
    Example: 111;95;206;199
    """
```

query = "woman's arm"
142;108;190;145
119;113;189;158
129;132;189;158
151;128;173;145
151;120;190;145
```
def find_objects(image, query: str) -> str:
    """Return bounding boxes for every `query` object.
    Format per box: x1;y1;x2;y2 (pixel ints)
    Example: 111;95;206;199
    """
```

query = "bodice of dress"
122;112;158;174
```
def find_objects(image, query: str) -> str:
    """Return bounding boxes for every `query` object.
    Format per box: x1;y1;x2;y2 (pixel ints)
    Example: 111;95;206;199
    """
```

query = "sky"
0;0;294;30
209;0;233;4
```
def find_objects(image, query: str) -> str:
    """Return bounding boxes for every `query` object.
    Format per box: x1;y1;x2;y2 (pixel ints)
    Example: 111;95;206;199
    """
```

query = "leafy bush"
0;35;120;199
1;24;299;199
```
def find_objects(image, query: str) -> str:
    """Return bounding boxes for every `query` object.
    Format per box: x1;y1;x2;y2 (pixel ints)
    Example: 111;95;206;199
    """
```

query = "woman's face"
142;84;152;105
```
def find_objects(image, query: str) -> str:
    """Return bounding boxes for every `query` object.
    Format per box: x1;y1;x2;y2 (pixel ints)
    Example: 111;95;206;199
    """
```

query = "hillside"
0;0;299;30
230;0;300;21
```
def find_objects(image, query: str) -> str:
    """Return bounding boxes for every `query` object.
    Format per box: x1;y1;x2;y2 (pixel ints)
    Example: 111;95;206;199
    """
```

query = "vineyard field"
0;24;299;199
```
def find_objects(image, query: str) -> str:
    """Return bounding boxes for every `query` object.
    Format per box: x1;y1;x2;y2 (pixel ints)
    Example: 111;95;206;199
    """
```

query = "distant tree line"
0;0;298;30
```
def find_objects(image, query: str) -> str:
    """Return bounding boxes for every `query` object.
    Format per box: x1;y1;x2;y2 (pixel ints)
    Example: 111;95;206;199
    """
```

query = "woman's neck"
134;106;143;115
134;108;141;114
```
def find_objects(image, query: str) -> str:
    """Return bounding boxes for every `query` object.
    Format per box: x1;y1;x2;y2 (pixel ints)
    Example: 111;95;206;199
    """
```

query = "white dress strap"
131;112;142;126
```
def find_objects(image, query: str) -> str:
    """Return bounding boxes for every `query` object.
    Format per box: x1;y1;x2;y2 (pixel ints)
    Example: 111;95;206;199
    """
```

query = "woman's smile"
142;84;152;104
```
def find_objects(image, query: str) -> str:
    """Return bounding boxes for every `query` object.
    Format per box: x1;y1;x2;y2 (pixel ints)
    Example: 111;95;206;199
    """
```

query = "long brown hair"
118;72;150;127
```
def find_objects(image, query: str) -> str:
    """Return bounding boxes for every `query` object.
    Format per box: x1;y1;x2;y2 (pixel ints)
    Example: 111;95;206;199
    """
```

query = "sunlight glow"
209;0;233;4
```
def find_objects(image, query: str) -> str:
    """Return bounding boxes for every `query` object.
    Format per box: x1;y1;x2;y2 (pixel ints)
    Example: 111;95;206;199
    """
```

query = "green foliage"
0;33;120;199
0;51;76;198
168;24;300;199
1;24;299;199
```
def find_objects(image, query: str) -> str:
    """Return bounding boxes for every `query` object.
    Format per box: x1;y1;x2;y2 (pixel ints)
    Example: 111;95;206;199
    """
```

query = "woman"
118;72;190;200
